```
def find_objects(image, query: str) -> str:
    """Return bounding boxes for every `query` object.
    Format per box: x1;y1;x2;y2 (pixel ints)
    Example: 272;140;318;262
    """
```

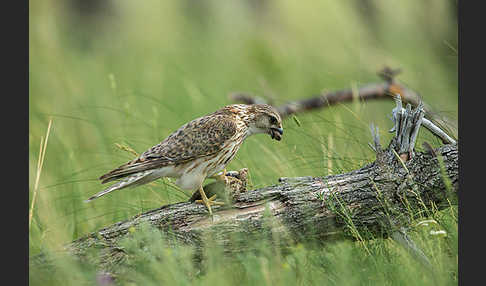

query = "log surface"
66;142;458;264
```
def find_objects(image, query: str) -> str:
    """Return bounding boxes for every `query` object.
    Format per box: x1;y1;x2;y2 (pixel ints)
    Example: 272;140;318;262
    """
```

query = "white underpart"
175;156;216;190
175;140;243;190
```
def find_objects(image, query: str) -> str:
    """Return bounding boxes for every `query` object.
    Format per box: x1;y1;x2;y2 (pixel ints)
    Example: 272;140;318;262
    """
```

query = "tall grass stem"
29;118;52;230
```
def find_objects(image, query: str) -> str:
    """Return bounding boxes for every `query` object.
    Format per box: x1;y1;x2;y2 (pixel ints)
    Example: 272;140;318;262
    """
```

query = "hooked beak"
270;127;284;141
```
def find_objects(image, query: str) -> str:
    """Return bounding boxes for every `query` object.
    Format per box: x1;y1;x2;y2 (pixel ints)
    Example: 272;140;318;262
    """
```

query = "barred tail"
85;170;156;202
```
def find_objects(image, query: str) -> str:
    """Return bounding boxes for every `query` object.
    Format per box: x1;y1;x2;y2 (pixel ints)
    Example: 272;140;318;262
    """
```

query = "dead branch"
229;67;457;143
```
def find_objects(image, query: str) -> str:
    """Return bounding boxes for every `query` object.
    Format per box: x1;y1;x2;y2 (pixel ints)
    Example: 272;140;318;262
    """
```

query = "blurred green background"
29;0;457;285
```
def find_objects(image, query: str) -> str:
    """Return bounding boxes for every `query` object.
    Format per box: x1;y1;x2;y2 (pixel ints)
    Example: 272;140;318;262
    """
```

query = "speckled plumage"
86;104;283;202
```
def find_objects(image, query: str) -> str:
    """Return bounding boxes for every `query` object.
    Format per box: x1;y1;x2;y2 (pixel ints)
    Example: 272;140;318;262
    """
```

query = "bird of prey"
86;104;284;215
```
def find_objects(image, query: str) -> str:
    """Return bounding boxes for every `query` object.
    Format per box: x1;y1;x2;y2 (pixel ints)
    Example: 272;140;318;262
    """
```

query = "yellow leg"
195;186;224;215
198;186;212;215
195;195;225;206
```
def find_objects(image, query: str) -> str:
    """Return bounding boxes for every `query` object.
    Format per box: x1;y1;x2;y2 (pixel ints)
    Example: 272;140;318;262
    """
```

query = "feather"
86;170;156;202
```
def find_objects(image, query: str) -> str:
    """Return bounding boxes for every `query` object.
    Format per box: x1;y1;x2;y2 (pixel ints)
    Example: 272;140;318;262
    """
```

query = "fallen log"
59;96;457;271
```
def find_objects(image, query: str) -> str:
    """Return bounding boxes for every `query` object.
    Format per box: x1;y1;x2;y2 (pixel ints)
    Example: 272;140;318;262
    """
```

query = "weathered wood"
63;142;457;269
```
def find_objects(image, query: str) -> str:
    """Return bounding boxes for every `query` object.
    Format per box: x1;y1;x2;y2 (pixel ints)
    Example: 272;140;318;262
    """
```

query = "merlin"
86;104;284;215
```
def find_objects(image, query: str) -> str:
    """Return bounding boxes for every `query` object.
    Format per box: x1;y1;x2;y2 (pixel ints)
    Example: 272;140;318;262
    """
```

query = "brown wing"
99;112;238;183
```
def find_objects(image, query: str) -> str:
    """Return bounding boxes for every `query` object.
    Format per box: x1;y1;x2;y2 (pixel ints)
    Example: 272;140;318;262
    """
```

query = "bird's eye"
269;115;278;125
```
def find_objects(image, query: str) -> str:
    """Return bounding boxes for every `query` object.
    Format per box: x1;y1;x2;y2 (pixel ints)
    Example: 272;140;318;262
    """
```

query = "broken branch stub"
390;95;426;160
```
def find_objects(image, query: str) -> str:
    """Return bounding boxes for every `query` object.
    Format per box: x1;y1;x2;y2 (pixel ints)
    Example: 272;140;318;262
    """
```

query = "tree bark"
64;142;457;268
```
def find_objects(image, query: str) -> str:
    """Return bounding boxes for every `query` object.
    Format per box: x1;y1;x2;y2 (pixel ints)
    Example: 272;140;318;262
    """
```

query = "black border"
6;0;28;285
458;0;483;285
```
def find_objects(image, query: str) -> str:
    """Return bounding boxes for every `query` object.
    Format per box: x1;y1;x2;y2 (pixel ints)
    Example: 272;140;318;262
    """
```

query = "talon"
207;195;224;204
197;186;212;215
196;194;225;205
195;188;225;215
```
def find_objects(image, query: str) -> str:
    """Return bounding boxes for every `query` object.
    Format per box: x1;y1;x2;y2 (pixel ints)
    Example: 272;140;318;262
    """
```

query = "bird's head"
242;104;284;141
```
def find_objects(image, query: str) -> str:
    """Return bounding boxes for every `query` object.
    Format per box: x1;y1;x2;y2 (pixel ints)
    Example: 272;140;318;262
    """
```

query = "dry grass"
29;118;52;230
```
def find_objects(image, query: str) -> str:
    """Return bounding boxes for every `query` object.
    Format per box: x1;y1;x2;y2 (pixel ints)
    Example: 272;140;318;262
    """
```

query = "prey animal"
86;104;284;215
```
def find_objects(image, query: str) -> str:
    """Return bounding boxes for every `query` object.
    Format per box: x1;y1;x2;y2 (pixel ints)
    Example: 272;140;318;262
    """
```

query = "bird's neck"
246;125;265;137
230;106;263;138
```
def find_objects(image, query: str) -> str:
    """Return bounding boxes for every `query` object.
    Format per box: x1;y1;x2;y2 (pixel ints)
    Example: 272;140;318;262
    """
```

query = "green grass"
29;0;457;285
